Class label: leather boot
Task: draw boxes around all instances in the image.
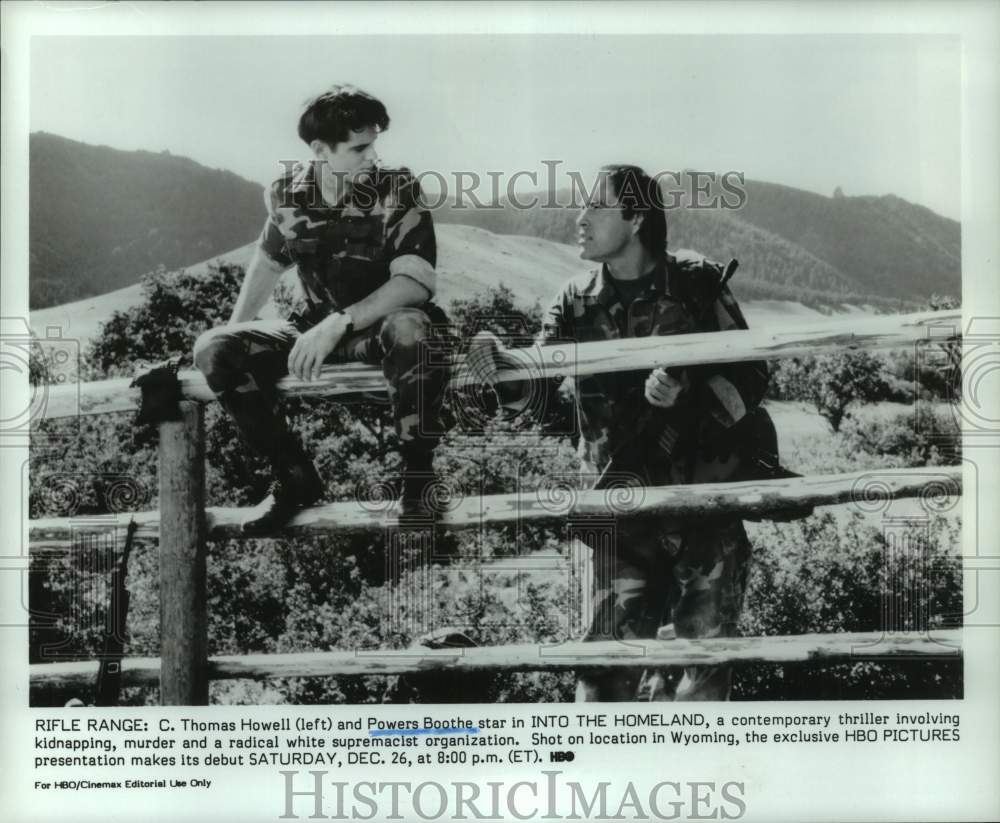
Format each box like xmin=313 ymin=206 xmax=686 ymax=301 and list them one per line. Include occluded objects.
xmin=241 ymin=447 xmax=323 ymax=536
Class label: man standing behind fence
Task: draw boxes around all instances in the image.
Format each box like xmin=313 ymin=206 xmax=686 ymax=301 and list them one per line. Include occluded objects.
xmin=476 ymin=165 xmax=769 ymax=700
xmin=567 ymin=165 xmax=769 ymax=700
xmin=194 ymin=85 xmax=450 ymax=534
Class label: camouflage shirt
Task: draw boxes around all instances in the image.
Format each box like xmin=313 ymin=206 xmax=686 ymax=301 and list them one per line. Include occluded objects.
xmin=539 ymin=250 xmax=770 ymax=486
xmin=258 ymin=162 xmax=437 ymax=317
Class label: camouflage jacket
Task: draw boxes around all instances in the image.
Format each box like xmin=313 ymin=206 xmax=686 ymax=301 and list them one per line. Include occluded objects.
xmin=258 ymin=162 xmax=437 ymax=318
xmin=539 ymin=250 xmax=770 ymax=487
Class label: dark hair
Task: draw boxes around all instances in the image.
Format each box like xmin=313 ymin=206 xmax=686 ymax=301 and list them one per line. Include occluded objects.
xmin=601 ymin=164 xmax=668 ymax=255
xmin=298 ymin=85 xmax=390 ymax=147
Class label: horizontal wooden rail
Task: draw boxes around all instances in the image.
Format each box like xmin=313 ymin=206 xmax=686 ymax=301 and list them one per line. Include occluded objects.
xmin=29 ymin=629 xmax=962 ymax=689
xmin=28 ymin=466 xmax=961 ymax=542
xmin=37 ymin=310 xmax=960 ymax=420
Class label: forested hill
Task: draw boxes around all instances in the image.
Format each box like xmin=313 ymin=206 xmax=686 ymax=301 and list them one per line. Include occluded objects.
xmin=29 ymin=132 xmax=960 ymax=312
xmin=436 ymin=179 xmax=961 ymax=311
xmin=735 ymin=181 xmax=960 ymax=303
xmin=29 ymin=132 xmax=265 ymax=309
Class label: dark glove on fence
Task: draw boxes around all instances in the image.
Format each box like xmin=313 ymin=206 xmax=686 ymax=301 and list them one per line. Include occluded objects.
xmin=131 ymin=356 xmax=184 ymax=425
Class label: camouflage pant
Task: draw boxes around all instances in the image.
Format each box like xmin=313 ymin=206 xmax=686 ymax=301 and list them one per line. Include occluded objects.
xmin=192 ymin=304 xmax=452 ymax=474
xmin=575 ymin=515 xmax=751 ymax=702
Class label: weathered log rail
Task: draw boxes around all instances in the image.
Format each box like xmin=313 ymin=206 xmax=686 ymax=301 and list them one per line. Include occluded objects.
xmin=35 ymin=309 xmax=960 ymax=420
xmin=29 ymin=630 xmax=961 ymax=690
xmin=28 ymin=466 xmax=961 ymax=543
xmin=27 ymin=309 xmax=965 ymax=703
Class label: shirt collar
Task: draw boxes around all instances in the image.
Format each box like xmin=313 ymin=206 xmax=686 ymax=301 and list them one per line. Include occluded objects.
xmin=591 ymin=257 xmax=669 ymax=305
xmin=291 ymin=161 xmax=354 ymax=209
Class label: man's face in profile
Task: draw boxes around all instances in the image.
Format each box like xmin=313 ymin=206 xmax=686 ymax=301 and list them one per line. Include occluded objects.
xmin=312 ymin=126 xmax=380 ymax=190
xmin=575 ymin=173 xmax=636 ymax=262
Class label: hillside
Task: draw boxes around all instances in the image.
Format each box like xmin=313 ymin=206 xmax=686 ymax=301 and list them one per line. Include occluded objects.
xmin=28 ymin=133 xmax=959 ymax=315
xmin=736 ymin=180 xmax=961 ymax=302
xmin=30 ymin=226 xmax=587 ymax=347
xmin=31 ymin=224 xmax=843 ymax=359
xmin=29 ymin=133 xmax=265 ymax=309
xmin=436 ymin=179 xmax=961 ymax=310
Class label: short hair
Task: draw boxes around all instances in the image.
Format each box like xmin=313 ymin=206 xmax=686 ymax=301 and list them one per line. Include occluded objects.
xmin=298 ymin=85 xmax=390 ymax=147
xmin=601 ymin=164 xmax=668 ymax=255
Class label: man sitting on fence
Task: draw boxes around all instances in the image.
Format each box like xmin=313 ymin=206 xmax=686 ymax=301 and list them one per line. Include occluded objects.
xmin=193 ymin=85 xmax=451 ymax=534
xmin=473 ymin=165 xmax=770 ymax=701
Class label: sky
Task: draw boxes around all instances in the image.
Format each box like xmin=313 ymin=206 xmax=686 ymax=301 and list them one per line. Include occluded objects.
xmin=29 ymin=34 xmax=961 ymax=219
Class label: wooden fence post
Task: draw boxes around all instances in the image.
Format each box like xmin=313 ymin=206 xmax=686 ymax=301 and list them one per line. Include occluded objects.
xmin=158 ymin=400 xmax=208 ymax=705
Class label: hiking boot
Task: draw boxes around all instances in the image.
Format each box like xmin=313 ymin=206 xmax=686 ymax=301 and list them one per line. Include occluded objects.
xmin=241 ymin=463 xmax=323 ymax=536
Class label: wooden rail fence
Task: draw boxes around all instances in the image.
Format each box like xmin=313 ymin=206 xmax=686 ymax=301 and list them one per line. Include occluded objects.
xmin=28 ymin=310 xmax=964 ymax=704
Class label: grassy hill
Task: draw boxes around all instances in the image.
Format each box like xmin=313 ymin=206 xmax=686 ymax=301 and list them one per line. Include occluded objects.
xmin=30 ymin=226 xmax=589 ymax=347
xmin=31 ymin=223 xmax=845 ymax=367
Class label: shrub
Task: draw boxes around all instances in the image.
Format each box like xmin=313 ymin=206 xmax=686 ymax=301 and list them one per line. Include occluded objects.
xmin=839 ymin=406 xmax=961 ymax=467
xmin=448 ymin=283 xmax=543 ymax=345
xmin=85 ymin=262 xmax=243 ymax=377
xmin=769 ymin=352 xmax=893 ymax=432
xmin=28 ymin=265 xmax=963 ymax=705
xmin=738 ymin=511 xmax=962 ymax=699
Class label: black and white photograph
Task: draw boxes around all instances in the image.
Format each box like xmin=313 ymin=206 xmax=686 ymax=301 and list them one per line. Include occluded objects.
xmin=3 ymin=2 xmax=998 ymax=822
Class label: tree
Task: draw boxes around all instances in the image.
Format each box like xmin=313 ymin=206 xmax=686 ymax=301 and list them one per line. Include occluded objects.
xmin=86 ymin=262 xmax=244 ymax=377
xmin=770 ymin=351 xmax=892 ymax=432
xmin=448 ymin=283 xmax=543 ymax=345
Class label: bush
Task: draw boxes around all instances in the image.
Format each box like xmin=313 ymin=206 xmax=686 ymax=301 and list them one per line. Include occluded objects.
xmin=883 ymin=348 xmax=957 ymax=403
xmin=86 ymin=262 xmax=244 ymax=377
xmin=839 ymin=406 xmax=961 ymax=467
xmin=28 ymin=264 xmax=963 ymax=705
xmin=769 ymin=352 xmax=893 ymax=432
xmin=738 ymin=511 xmax=962 ymax=699
xmin=31 ymin=376 xmax=583 ymax=704
xmin=448 ymin=283 xmax=543 ymax=345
